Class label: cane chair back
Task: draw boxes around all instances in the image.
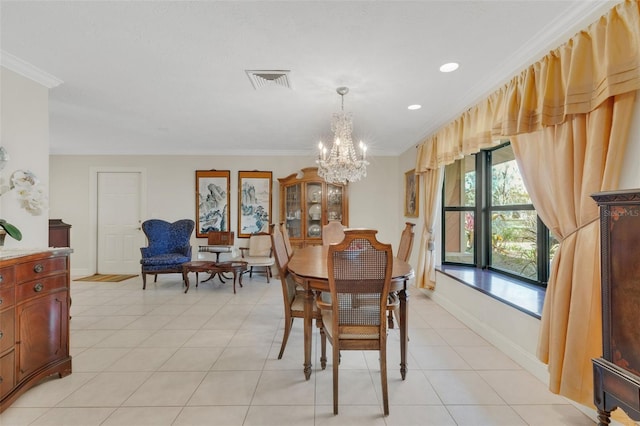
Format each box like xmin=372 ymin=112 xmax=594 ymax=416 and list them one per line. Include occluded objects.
xmin=397 ymin=222 xmax=416 ymax=262
xmin=320 ymin=229 xmax=393 ymax=415
xmin=322 ymin=221 xmax=345 ymax=246
xmin=388 ymin=222 xmax=415 ymax=328
xmin=280 ymin=222 xmax=294 ymax=259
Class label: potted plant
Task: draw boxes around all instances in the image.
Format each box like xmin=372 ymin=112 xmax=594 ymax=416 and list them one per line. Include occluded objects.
xmin=0 ymin=147 xmax=47 ymax=246
xmin=0 ymin=219 xmax=22 ymax=245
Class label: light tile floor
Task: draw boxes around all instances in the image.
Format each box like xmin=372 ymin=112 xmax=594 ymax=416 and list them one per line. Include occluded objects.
xmin=0 ymin=274 xmax=595 ymax=425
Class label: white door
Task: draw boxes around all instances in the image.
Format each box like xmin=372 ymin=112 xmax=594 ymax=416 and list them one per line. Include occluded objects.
xmin=97 ymin=172 xmax=143 ymax=274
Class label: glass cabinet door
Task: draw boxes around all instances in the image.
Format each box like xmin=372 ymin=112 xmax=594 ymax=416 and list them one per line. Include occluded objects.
xmin=327 ymin=184 xmax=343 ymax=223
xmin=279 ymin=168 xmax=348 ymax=247
xmin=284 ymin=183 xmax=302 ymax=238
xmin=306 ymin=182 xmax=322 ymax=238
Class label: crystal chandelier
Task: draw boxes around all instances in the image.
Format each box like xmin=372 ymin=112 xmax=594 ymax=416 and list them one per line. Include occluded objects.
xmin=316 ymin=87 xmax=368 ymax=184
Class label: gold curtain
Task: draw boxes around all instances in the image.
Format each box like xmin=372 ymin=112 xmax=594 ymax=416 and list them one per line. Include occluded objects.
xmin=512 ymin=92 xmax=636 ymax=408
xmin=413 ymin=166 xmax=443 ymax=290
xmin=414 ymin=0 xmax=640 ymax=410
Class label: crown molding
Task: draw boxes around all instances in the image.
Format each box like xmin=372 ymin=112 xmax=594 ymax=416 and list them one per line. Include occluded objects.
xmin=414 ymin=0 xmax=620 ymax=145
xmin=0 ymin=50 xmax=63 ymax=89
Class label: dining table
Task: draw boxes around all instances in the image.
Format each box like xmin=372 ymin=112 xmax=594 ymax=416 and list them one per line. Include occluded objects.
xmin=287 ymin=244 xmax=414 ymax=380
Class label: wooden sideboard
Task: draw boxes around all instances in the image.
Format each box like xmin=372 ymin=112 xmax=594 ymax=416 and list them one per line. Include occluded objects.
xmin=0 ymin=249 xmax=72 ymax=413
xmin=591 ymin=189 xmax=640 ymax=425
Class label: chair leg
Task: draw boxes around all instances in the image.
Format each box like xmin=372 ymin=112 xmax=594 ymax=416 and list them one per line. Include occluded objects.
xmin=388 ymin=292 xmax=398 ymax=328
xmin=333 ymin=344 xmax=340 ymax=415
xmin=142 ymin=271 xmax=147 ymax=289
xmin=154 ymin=274 xmax=158 ymax=283
xmin=380 ymin=344 xmax=389 ymax=416
xmin=319 ymin=324 xmax=327 ymax=370
xmin=266 ymin=266 xmax=271 ymax=283
xmin=278 ymin=318 xmax=294 ymax=359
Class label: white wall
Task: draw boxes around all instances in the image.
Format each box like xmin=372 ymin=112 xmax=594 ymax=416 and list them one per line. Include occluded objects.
xmin=0 ymin=67 xmax=50 ymax=249
xmin=49 ymin=155 xmax=400 ymax=276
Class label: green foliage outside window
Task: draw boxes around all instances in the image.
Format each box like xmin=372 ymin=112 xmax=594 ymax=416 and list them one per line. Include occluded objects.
xmin=443 ymin=142 xmax=556 ymax=286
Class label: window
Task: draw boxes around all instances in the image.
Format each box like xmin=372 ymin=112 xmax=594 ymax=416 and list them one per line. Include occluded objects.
xmin=442 ymin=142 xmax=557 ymax=286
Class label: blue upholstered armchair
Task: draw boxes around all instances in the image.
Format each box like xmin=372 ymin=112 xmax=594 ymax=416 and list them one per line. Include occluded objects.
xmin=140 ymin=219 xmax=195 ymax=289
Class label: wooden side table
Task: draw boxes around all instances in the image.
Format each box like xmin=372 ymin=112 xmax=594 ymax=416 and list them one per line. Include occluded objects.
xmin=181 ymin=261 xmax=217 ymax=294
xmin=213 ymin=261 xmax=248 ymax=294
xmin=182 ymin=260 xmax=248 ymax=294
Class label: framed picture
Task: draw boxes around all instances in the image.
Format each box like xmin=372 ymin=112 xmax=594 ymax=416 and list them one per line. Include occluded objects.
xmin=238 ymin=170 xmax=272 ymax=238
xmin=195 ymin=170 xmax=230 ymax=237
xmin=404 ymin=169 xmax=419 ymax=218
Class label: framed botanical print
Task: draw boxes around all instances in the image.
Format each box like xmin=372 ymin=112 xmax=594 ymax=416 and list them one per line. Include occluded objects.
xmin=404 ymin=169 xmax=419 ymax=218
xmin=238 ymin=170 xmax=272 ymax=238
xmin=195 ymin=170 xmax=230 ymax=237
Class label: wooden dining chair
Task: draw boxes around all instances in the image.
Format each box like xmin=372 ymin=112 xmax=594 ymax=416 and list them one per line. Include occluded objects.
xmin=322 ymin=220 xmax=345 ymax=246
xmin=389 ymin=222 xmax=415 ymax=328
xmin=397 ymin=222 xmax=416 ymax=263
xmin=280 ymin=222 xmax=294 ymax=259
xmin=270 ymin=224 xmax=326 ymax=363
xmin=316 ymin=229 xmax=393 ymax=415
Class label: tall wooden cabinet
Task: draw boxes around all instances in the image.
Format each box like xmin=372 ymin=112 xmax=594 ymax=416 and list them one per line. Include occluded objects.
xmin=48 ymin=219 xmax=71 ymax=248
xmin=279 ymin=167 xmax=348 ymax=249
xmin=591 ymin=189 xmax=640 ymax=425
xmin=0 ymin=249 xmax=72 ymax=413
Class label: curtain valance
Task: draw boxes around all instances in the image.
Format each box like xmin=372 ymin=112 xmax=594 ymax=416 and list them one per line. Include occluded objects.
xmin=416 ymin=0 xmax=640 ymax=172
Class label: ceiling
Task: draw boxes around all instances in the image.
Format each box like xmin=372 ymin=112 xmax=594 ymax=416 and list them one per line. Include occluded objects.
xmin=1 ymin=1 xmax=620 ymax=157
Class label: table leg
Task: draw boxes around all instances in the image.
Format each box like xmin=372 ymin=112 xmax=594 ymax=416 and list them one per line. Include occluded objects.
xmin=303 ymin=284 xmax=313 ymax=380
xmin=399 ymin=283 xmax=409 ymax=380
xmin=182 ymin=268 xmax=190 ymax=294
xmin=317 ymin=290 xmax=327 ymax=370
xmin=201 ymin=253 xmax=227 ymax=283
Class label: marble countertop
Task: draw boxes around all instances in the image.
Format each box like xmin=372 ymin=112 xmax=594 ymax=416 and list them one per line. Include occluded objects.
xmin=0 ymin=247 xmax=71 ymax=260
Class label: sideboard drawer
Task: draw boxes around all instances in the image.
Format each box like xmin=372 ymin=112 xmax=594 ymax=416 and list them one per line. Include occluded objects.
xmin=0 ymin=287 xmax=14 ymax=311
xmin=16 ymin=275 xmax=67 ymax=304
xmin=16 ymin=257 xmax=67 ymax=284
xmin=0 ymin=268 xmax=15 ymax=288
xmin=0 ymin=350 xmax=15 ymax=400
xmin=0 ymin=309 xmax=14 ymax=353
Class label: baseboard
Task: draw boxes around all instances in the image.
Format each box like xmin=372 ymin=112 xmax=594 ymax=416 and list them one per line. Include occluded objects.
xmin=427 ymin=287 xmax=549 ymax=383
xmin=71 ymin=268 xmax=91 ymax=278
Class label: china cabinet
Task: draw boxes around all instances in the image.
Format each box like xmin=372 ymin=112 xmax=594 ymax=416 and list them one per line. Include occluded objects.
xmin=278 ymin=167 xmax=348 ymax=248
xmin=0 ymin=249 xmax=72 ymax=413
xmin=591 ymin=189 xmax=640 ymax=425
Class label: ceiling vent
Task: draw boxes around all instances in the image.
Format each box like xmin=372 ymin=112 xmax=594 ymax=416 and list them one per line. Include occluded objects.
xmin=246 ymin=70 xmax=292 ymax=90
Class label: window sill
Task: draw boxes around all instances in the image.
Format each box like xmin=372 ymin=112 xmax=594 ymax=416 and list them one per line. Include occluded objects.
xmin=436 ymin=265 xmax=545 ymax=319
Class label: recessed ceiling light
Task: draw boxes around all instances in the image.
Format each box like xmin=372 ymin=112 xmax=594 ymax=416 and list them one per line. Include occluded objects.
xmin=407 ymin=104 xmax=422 ymax=110
xmin=439 ymin=62 xmax=459 ymax=73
